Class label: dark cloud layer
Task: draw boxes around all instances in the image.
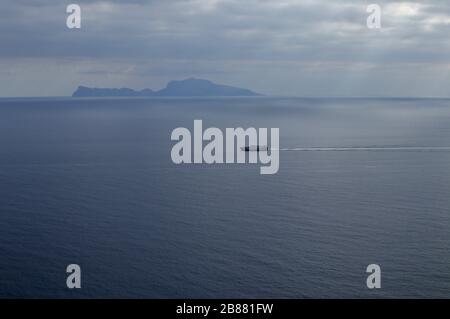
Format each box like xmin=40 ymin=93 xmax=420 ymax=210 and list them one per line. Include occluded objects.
xmin=0 ymin=0 xmax=449 ymax=96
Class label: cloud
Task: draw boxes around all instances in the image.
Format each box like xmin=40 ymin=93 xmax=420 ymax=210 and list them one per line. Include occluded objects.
xmin=0 ymin=0 xmax=449 ymax=96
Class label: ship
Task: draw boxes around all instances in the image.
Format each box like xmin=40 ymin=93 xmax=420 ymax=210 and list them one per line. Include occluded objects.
xmin=241 ymin=145 xmax=269 ymax=152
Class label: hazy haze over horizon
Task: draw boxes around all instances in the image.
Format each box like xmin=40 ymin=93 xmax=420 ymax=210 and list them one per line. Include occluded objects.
xmin=0 ymin=0 xmax=449 ymax=97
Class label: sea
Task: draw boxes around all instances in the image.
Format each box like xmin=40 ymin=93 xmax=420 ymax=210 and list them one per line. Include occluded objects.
xmin=0 ymin=97 xmax=450 ymax=298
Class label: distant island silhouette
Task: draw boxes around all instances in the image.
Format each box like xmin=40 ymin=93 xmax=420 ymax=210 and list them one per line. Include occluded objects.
xmin=72 ymin=78 xmax=262 ymax=97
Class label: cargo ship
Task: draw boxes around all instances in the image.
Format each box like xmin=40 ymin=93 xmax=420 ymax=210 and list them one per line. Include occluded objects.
xmin=241 ymin=145 xmax=269 ymax=152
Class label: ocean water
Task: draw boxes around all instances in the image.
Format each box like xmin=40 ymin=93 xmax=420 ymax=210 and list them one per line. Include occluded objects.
xmin=1 ymin=97 xmax=450 ymax=298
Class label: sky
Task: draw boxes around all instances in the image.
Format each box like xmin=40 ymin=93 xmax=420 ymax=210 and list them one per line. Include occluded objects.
xmin=0 ymin=0 xmax=449 ymax=97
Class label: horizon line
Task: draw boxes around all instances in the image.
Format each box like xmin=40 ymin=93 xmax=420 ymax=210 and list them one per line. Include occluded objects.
xmin=1 ymin=95 xmax=450 ymax=100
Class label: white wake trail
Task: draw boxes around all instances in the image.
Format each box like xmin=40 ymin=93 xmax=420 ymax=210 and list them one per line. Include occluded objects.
xmin=279 ymin=146 xmax=450 ymax=152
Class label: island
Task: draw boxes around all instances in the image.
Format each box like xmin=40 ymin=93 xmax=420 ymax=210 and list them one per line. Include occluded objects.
xmin=72 ymin=78 xmax=262 ymax=97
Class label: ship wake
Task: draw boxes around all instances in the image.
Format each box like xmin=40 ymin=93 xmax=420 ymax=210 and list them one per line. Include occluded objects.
xmin=279 ymin=146 xmax=450 ymax=152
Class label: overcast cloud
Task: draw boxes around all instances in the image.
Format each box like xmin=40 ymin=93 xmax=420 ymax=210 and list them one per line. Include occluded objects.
xmin=0 ymin=0 xmax=449 ymax=97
